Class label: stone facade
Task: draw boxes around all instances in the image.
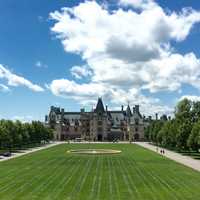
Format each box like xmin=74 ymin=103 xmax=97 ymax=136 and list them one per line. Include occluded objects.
xmin=46 ymin=98 xmax=147 ymax=141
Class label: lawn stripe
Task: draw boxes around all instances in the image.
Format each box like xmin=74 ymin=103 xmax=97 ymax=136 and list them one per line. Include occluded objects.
xmin=148 ymin=161 xmax=198 ymax=197
xmin=19 ymin=157 xmax=74 ymax=199
xmin=124 ymin=156 xmax=158 ymax=200
xmin=65 ymin=157 xmax=91 ymax=199
xmin=116 ymin=157 xmax=138 ymax=198
xmin=73 ymin=156 xmax=95 ymax=200
xmin=129 ymin=154 xmax=164 ymax=200
xmin=46 ymin=157 xmax=82 ymax=200
xmin=8 ymin=156 xmax=71 ymax=200
xmin=0 ymin=156 xmax=61 ymax=196
xmin=146 ymin=161 xmax=195 ymax=200
xmin=96 ymin=156 xmax=104 ymax=200
xmin=88 ymin=156 xmax=101 ymax=200
xmin=110 ymin=156 xmax=121 ymax=200
xmin=0 ymin=146 xmax=63 ymax=188
xmin=1 ymin=144 xmax=200 ymax=200
xmin=107 ymin=156 xmax=113 ymax=199
xmin=132 ymin=149 xmax=181 ymax=200
xmin=0 ymin=145 xmax=63 ymax=180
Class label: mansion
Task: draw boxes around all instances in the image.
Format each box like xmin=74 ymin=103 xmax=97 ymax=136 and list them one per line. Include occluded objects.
xmin=45 ymin=98 xmax=148 ymax=141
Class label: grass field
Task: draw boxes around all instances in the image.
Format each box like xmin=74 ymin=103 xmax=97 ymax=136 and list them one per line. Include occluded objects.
xmin=0 ymin=143 xmax=200 ymax=200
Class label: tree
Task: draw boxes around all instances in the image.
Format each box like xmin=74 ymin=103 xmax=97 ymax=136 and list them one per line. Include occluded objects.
xmin=187 ymin=121 xmax=200 ymax=151
xmin=176 ymin=122 xmax=192 ymax=150
xmin=191 ymin=101 xmax=200 ymax=123
xmin=175 ymin=98 xmax=192 ymax=123
xmin=0 ymin=119 xmax=53 ymax=150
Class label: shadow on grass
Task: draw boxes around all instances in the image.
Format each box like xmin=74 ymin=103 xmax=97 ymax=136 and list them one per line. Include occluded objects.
xmin=179 ymin=151 xmax=200 ymax=160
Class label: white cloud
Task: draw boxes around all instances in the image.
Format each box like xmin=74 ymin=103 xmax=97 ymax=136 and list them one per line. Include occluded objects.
xmin=35 ymin=61 xmax=48 ymax=68
xmin=179 ymin=95 xmax=200 ymax=102
xmin=0 ymin=64 xmax=44 ymax=92
xmin=12 ymin=115 xmax=33 ymax=123
xmin=119 ymin=0 xmax=156 ymax=10
xmin=48 ymin=0 xmax=200 ymax=115
xmin=0 ymin=84 xmax=10 ymax=93
xmin=70 ymin=65 xmax=92 ymax=79
xmin=49 ymin=78 xmax=172 ymax=115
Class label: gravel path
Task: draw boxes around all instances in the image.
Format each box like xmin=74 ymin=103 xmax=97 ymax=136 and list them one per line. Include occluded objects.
xmin=136 ymin=142 xmax=200 ymax=172
xmin=0 ymin=142 xmax=65 ymax=162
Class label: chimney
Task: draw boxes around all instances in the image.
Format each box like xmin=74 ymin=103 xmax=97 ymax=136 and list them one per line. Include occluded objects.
xmin=148 ymin=116 xmax=152 ymax=121
xmin=133 ymin=107 xmax=135 ymax=113
xmin=45 ymin=115 xmax=48 ymax=122
xmin=121 ymin=105 xmax=124 ymax=111
xmin=61 ymin=108 xmax=64 ymax=113
xmin=106 ymin=105 xmax=108 ymax=111
xmin=135 ymin=105 xmax=139 ymax=113
xmin=155 ymin=113 xmax=158 ymax=120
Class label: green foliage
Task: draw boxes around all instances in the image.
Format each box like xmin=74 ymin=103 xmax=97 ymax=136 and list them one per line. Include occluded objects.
xmin=0 ymin=120 xmax=54 ymax=151
xmin=187 ymin=120 xmax=200 ymax=151
xmin=146 ymin=98 xmax=200 ymax=151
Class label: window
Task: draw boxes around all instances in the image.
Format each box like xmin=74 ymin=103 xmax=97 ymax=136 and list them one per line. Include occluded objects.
xmin=98 ymin=121 xmax=102 ymax=126
xmin=75 ymin=119 xmax=79 ymax=126
xmin=135 ymin=127 xmax=138 ymax=132
xmin=135 ymin=119 xmax=139 ymax=125
xmin=98 ymin=127 xmax=102 ymax=132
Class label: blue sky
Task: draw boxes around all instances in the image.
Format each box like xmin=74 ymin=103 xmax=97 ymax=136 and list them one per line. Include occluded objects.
xmin=1 ymin=0 xmax=200 ymax=121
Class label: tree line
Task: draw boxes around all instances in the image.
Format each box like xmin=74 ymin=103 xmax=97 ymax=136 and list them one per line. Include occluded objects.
xmin=0 ymin=120 xmax=54 ymax=151
xmin=145 ymin=98 xmax=200 ymax=152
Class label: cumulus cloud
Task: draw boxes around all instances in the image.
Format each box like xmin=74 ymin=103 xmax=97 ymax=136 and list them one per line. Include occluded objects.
xmin=70 ymin=65 xmax=92 ymax=79
xmin=49 ymin=78 xmax=172 ymax=115
xmin=0 ymin=84 xmax=10 ymax=92
xmin=0 ymin=64 xmax=44 ymax=92
xmin=119 ymin=0 xmax=156 ymax=10
xmin=48 ymin=0 xmax=200 ymax=115
xmin=179 ymin=95 xmax=200 ymax=102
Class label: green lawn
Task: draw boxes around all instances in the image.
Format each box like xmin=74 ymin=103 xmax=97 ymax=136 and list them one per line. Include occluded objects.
xmin=0 ymin=144 xmax=200 ymax=200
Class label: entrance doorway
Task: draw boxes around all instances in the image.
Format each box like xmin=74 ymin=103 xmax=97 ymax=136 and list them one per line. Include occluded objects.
xmin=98 ymin=134 xmax=103 ymax=141
xmin=134 ymin=133 xmax=139 ymax=141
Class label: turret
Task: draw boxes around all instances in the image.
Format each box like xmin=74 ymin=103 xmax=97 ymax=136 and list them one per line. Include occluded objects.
xmin=126 ymin=104 xmax=132 ymax=117
xmin=95 ymin=97 xmax=105 ymax=113
xmin=135 ymin=105 xmax=139 ymax=113
xmin=155 ymin=113 xmax=158 ymax=120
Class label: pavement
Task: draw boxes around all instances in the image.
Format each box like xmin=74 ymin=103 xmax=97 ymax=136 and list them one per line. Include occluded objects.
xmin=0 ymin=142 xmax=65 ymax=162
xmin=136 ymin=142 xmax=200 ymax=172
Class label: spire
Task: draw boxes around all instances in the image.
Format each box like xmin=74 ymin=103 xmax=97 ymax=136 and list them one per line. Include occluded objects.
xmin=95 ymin=97 xmax=105 ymax=113
xmin=126 ymin=104 xmax=132 ymax=117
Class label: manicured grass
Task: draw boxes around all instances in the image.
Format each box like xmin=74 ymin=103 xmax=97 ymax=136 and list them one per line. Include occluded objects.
xmin=0 ymin=143 xmax=200 ymax=200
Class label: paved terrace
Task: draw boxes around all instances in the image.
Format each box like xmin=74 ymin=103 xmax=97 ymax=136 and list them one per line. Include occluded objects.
xmin=0 ymin=142 xmax=65 ymax=162
xmin=136 ymin=142 xmax=200 ymax=172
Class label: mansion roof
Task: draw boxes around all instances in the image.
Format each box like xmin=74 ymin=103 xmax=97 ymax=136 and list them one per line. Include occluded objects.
xmin=49 ymin=98 xmax=144 ymax=124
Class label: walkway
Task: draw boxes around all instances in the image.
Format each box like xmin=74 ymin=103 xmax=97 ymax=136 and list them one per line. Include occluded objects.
xmin=0 ymin=142 xmax=65 ymax=162
xmin=136 ymin=142 xmax=200 ymax=172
